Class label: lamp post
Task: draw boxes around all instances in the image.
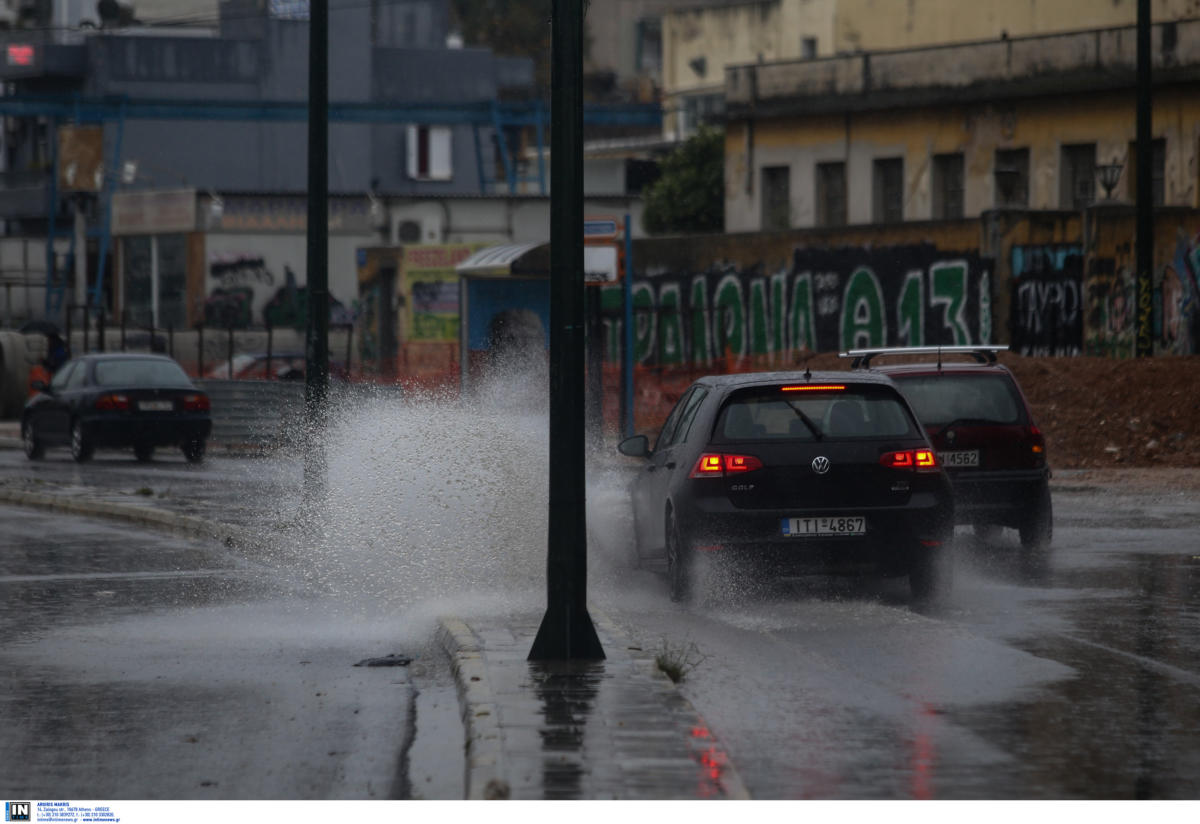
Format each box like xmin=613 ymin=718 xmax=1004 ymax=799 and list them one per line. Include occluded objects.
xmin=1096 ymin=158 xmax=1124 ymax=201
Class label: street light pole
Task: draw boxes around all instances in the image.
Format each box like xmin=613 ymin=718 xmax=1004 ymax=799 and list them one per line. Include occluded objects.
xmin=305 ymin=0 xmax=330 ymax=497
xmin=529 ymin=0 xmax=604 ymax=662
xmin=1134 ymin=0 xmax=1153 ymax=358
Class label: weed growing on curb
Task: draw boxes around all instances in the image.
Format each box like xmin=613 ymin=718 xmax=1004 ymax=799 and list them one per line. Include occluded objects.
xmin=655 ymin=639 xmax=708 ymax=684
xmin=136 ymin=487 xmax=153 ymax=496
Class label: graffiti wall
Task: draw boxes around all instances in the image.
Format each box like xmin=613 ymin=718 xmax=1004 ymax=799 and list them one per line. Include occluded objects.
xmin=599 ymin=243 xmax=991 ymax=366
xmin=1163 ymin=229 xmax=1200 ymax=355
xmin=1009 ymin=244 xmax=1083 ymax=356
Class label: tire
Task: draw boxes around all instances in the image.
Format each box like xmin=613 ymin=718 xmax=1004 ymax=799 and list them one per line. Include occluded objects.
xmin=910 ymin=544 xmax=953 ymax=601
xmin=134 ymin=443 xmax=154 ymax=462
xmin=21 ymin=419 xmax=44 ymax=460
xmin=666 ymin=512 xmax=692 ymax=603
xmin=70 ymin=419 xmax=94 ymax=463
xmin=1019 ymin=482 xmax=1053 ymax=550
xmin=182 ymin=438 xmax=206 ymax=464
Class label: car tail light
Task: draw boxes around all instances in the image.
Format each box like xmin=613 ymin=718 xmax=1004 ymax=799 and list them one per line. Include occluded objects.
xmin=1027 ymin=424 xmax=1046 ymax=463
xmin=183 ymin=393 xmax=210 ymax=412
xmin=95 ymin=393 xmax=130 ymax=411
xmin=690 ymin=453 xmax=764 ymax=478
xmin=880 ymin=449 xmax=940 ymax=472
xmin=781 ymin=384 xmax=845 ymax=392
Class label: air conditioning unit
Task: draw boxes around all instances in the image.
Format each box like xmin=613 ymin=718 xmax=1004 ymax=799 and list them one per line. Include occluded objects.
xmin=390 ymin=211 xmax=444 ymax=245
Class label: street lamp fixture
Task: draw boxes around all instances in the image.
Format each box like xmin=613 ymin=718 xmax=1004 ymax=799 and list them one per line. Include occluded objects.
xmin=1096 ymin=158 xmax=1124 ymax=201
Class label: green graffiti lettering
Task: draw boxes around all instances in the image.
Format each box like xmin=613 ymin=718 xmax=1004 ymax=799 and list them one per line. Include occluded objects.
xmin=658 ymin=283 xmax=684 ymax=365
xmin=979 ymin=270 xmax=992 ymax=344
xmin=690 ymin=276 xmax=710 ymax=364
xmin=770 ymin=271 xmax=788 ymax=353
xmin=897 ymin=269 xmax=924 ymax=346
xmin=632 ymin=281 xmax=656 ymax=363
xmin=600 ymin=284 xmax=622 ymax=361
xmin=930 ymin=260 xmax=970 ymax=345
xmin=790 ymin=272 xmax=816 ymax=352
xmin=749 ymin=278 xmax=769 ymax=355
xmin=840 ymin=267 xmax=886 ymax=349
xmin=713 ymin=275 xmax=746 ymax=356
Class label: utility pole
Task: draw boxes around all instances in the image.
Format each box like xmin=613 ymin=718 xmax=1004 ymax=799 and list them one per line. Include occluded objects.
xmin=529 ymin=0 xmax=605 ymax=661
xmin=1135 ymin=0 xmax=1154 ymax=358
xmin=305 ymin=0 xmax=330 ymax=496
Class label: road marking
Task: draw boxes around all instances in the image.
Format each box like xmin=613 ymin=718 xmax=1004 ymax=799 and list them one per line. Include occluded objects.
xmin=0 ymin=569 xmax=242 ymax=584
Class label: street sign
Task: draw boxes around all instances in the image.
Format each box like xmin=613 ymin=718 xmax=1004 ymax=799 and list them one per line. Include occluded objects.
xmin=583 ymin=216 xmax=619 ymax=239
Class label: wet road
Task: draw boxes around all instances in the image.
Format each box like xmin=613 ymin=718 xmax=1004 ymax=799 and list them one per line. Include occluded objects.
xmin=591 ymin=475 xmax=1200 ymax=799
xmin=0 ymin=504 xmax=425 ymax=799
xmin=2 ymin=432 xmax=1199 ymax=799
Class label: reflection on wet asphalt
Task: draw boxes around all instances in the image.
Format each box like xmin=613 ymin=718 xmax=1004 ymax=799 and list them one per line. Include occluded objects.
xmin=598 ymin=484 xmax=1200 ymax=799
xmin=0 ymin=504 xmax=416 ymax=798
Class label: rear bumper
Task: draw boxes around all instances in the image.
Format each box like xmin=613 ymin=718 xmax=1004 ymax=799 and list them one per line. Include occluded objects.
xmin=947 ymin=468 xmax=1049 ymax=524
xmin=676 ymin=490 xmax=954 ymax=577
xmin=84 ymin=415 xmax=212 ymax=448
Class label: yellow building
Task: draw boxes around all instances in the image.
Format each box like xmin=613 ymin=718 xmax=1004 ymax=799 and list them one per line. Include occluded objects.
xmin=723 ymin=19 xmax=1200 ymax=231
xmin=661 ymin=0 xmax=1199 ymax=139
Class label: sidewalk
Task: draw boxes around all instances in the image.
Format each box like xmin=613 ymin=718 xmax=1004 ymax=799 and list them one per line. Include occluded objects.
xmin=0 ymin=433 xmax=750 ymax=800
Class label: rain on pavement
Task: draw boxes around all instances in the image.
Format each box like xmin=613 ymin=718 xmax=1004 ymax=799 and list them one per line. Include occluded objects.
xmin=1 ymin=407 xmax=1199 ymax=798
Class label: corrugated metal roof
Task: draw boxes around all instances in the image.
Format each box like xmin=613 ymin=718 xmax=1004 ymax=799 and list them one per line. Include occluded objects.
xmin=456 ymin=241 xmax=547 ymax=276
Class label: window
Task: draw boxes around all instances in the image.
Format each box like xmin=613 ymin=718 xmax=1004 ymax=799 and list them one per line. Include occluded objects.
xmin=680 ymin=93 xmax=724 ymax=138
xmin=1125 ymin=138 xmax=1166 ymax=205
xmin=406 ymin=125 xmax=453 ymax=181
xmin=636 ymin=18 xmax=662 ymax=74
xmin=801 ymin=37 xmax=818 ymax=59
xmin=1060 ymin=143 xmax=1096 ymax=209
xmin=994 ymin=148 xmax=1030 ymax=207
xmin=815 ymin=161 xmax=846 ymax=227
xmin=932 ymin=153 xmax=964 ymax=219
xmin=873 ymin=157 xmax=903 ymax=223
xmin=761 ymin=166 xmax=791 ymax=231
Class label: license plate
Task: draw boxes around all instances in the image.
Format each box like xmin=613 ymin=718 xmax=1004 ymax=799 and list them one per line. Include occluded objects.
xmin=137 ymin=400 xmax=173 ymax=411
xmin=781 ymin=516 xmax=866 ymax=537
xmin=941 ymin=449 xmax=980 ymax=467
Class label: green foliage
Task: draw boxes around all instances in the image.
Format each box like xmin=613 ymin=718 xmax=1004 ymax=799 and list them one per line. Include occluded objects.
xmin=654 ymin=639 xmax=708 ymax=684
xmin=451 ymin=1 xmax=592 ymax=89
xmin=642 ymin=127 xmax=725 ymax=235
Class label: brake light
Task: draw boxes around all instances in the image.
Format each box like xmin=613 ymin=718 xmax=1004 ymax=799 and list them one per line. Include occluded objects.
xmin=781 ymin=385 xmax=845 ymax=392
xmin=95 ymin=393 xmax=130 ymax=411
xmin=690 ymin=453 xmax=764 ymax=478
xmin=880 ymin=449 xmax=939 ymax=472
xmin=183 ymin=394 xmax=210 ymax=412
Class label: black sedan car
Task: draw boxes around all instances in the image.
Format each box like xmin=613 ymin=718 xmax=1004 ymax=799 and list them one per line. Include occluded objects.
xmin=619 ymin=370 xmax=954 ymax=601
xmin=22 ymin=353 xmax=212 ymax=463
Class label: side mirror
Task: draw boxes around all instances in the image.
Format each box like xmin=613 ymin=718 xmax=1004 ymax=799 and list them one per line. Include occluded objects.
xmin=618 ymin=434 xmax=650 ymax=458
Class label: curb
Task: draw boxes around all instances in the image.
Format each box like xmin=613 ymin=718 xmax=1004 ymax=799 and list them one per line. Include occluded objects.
xmin=435 ymin=610 xmax=751 ymax=801
xmin=0 ymin=487 xmax=250 ymax=547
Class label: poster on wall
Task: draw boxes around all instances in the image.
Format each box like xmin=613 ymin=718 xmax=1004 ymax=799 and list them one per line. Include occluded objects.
xmin=403 ymin=244 xmax=486 ymax=342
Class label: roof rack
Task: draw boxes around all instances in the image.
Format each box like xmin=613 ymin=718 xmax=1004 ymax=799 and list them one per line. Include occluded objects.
xmin=838 ymin=345 xmax=1008 ymax=370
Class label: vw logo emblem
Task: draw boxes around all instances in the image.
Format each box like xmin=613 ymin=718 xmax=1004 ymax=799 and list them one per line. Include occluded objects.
xmin=812 ymin=456 xmax=831 ymax=474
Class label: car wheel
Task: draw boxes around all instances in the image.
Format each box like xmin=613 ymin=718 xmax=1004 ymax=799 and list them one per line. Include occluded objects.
xmin=1019 ymin=482 xmax=1053 ymax=550
xmin=666 ymin=512 xmax=692 ymax=604
xmin=134 ymin=443 xmax=154 ymax=462
xmin=21 ymin=419 xmax=44 ymax=460
xmin=182 ymin=438 xmax=206 ymax=464
xmin=70 ymin=419 xmax=94 ymax=463
xmin=909 ymin=544 xmax=952 ymax=601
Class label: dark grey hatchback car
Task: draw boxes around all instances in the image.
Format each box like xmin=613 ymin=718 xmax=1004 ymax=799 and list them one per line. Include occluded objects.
xmin=619 ymin=370 xmax=954 ymax=602
xmin=22 ymin=353 xmax=212 ymax=463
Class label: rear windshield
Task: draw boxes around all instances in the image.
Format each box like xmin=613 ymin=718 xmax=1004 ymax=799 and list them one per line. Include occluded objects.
xmin=93 ymin=359 xmax=193 ymax=388
xmin=715 ymin=385 xmax=918 ymax=442
xmin=892 ymin=373 xmax=1024 ymax=426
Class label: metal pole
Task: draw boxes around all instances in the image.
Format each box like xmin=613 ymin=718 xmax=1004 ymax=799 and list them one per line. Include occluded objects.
xmin=1135 ymin=0 xmax=1154 ymax=358
xmin=304 ymin=0 xmax=331 ymax=497
xmin=529 ymin=0 xmax=604 ymax=661
xmin=622 ymin=214 xmax=634 ymax=438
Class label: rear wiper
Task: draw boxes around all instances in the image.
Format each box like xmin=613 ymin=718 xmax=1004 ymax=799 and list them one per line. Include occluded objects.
xmin=785 ymin=402 xmax=824 ymax=441
xmin=938 ymin=417 xmax=1005 ymax=433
